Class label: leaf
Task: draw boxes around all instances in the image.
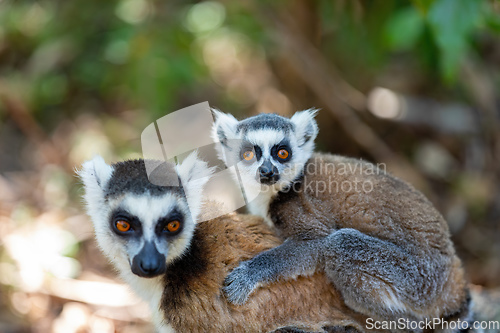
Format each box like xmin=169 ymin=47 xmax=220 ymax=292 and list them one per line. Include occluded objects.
xmin=384 ymin=7 xmax=425 ymax=51
xmin=427 ymin=0 xmax=484 ymax=82
xmin=411 ymin=0 xmax=435 ymax=15
xmin=485 ymin=7 xmax=500 ymax=33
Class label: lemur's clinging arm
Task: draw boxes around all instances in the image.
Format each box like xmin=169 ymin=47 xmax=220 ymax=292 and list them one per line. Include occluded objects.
xmin=79 ymin=153 xmax=369 ymax=333
xmin=212 ymin=110 xmax=471 ymax=330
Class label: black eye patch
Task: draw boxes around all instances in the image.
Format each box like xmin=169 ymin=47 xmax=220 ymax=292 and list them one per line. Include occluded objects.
xmin=110 ymin=209 xmax=142 ymax=237
xmin=254 ymin=146 xmax=262 ymax=161
xmin=155 ymin=207 xmax=185 ymax=236
xmin=239 ymin=143 xmax=262 ymax=162
xmin=271 ymin=140 xmax=292 ymax=163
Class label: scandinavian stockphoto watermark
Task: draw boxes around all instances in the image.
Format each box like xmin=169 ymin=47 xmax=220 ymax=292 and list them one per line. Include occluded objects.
xmin=366 ymin=317 xmax=500 ymax=331
xmin=264 ymin=161 xmax=386 ymax=197
xmin=140 ymin=102 xmax=384 ymax=221
xmin=302 ymin=160 xmax=386 ymax=195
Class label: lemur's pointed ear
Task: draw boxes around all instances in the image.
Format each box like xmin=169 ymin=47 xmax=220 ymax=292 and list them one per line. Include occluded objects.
xmin=79 ymin=155 xmax=114 ymax=192
xmin=176 ymin=151 xmax=215 ymax=221
xmin=79 ymin=156 xmax=114 ymax=219
xmin=211 ymin=109 xmax=238 ymax=146
xmin=290 ymin=108 xmax=319 ymax=146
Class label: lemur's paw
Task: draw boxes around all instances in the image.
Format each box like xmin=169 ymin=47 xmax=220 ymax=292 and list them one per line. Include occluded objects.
xmin=223 ymin=262 xmax=258 ymax=305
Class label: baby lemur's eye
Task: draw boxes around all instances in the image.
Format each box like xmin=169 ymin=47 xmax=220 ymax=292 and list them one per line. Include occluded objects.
xmin=277 ymin=149 xmax=289 ymax=160
xmin=115 ymin=220 xmax=131 ymax=232
xmin=242 ymin=150 xmax=254 ymax=161
xmin=164 ymin=220 xmax=181 ymax=233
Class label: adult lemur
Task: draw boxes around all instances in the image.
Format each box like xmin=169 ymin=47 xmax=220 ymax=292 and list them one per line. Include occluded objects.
xmin=79 ymin=153 xmax=368 ymax=333
xmin=212 ymin=110 xmax=471 ymax=329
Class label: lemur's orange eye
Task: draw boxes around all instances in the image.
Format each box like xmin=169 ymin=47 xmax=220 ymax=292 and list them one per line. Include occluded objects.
xmin=277 ymin=149 xmax=289 ymax=159
xmin=243 ymin=150 xmax=254 ymax=161
xmin=115 ymin=220 xmax=131 ymax=232
xmin=165 ymin=220 xmax=181 ymax=233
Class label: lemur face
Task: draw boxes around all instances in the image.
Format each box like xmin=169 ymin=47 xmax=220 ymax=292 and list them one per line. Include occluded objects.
xmin=80 ymin=153 xmax=213 ymax=278
xmin=212 ymin=110 xmax=318 ymax=192
xmin=104 ymin=191 xmax=190 ymax=278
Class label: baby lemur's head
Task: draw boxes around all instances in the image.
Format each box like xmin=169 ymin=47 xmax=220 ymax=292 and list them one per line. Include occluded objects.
xmin=79 ymin=153 xmax=213 ymax=278
xmin=212 ymin=109 xmax=318 ymax=192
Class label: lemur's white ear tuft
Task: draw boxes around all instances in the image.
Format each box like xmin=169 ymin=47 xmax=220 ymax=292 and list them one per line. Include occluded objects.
xmin=78 ymin=155 xmax=114 ymax=220
xmin=176 ymin=151 xmax=215 ymax=221
xmin=290 ymin=108 xmax=319 ymax=146
xmin=211 ymin=108 xmax=238 ymax=146
xmin=79 ymin=155 xmax=114 ymax=192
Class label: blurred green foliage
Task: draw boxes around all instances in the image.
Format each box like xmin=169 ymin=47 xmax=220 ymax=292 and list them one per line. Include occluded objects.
xmin=0 ymin=0 xmax=497 ymax=126
xmin=319 ymin=0 xmax=495 ymax=86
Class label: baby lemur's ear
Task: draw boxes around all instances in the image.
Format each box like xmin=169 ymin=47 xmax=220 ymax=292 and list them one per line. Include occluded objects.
xmin=290 ymin=108 xmax=319 ymax=146
xmin=176 ymin=151 xmax=216 ymax=221
xmin=211 ymin=109 xmax=238 ymax=147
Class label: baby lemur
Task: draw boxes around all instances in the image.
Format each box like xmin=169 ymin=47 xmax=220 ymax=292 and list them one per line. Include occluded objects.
xmin=212 ymin=110 xmax=471 ymax=328
xmin=79 ymin=153 xmax=369 ymax=333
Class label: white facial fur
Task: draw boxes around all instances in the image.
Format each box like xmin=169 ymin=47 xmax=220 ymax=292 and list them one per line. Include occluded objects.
xmin=212 ymin=109 xmax=319 ymax=202
xmin=79 ymin=152 xmax=212 ymax=267
xmin=79 ymin=152 xmax=213 ymax=332
xmin=211 ymin=109 xmax=239 ymax=164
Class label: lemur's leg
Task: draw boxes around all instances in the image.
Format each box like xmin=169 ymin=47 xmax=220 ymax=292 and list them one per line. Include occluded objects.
xmin=272 ymin=326 xmax=361 ymax=333
xmin=323 ymin=326 xmax=362 ymax=333
xmin=323 ymin=228 xmax=439 ymax=322
xmin=223 ymin=238 xmax=324 ymax=304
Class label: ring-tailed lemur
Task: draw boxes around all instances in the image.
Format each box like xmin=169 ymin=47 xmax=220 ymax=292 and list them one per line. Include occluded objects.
xmin=79 ymin=153 xmax=368 ymax=333
xmin=212 ymin=110 xmax=471 ymax=330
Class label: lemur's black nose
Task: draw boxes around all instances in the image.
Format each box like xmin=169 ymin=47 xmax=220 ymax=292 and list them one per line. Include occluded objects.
xmin=139 ymin=257 xmax=161 ymax=274
xmin=258 ymin=161 xmax=279 ymax=184
xmin=259 ymin=165 xmax=275 ymax=177
xmin=132 ymin=242 xmax=166 ymax=278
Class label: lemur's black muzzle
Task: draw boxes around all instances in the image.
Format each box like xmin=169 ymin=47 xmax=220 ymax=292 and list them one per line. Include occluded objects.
xmin=258 ymin=160 xmax=279 ymax=185
xmin=131 ymin=242 xmax=166 ymax=278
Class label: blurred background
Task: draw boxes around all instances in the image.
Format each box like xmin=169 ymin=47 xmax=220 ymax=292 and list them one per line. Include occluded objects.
xmin=0 ymin=0 xmax=499 ymax=332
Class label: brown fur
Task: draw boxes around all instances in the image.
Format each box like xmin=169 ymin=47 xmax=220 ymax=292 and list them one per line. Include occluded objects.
xmin=268 ymin=153 xmax=470 ymax=325
xmin=160 ymin=211 xmax=369 ymax=332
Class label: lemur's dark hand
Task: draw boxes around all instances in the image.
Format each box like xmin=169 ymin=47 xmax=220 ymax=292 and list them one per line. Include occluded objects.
xmin=223 ymin=260 xmax=260 ymax=305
